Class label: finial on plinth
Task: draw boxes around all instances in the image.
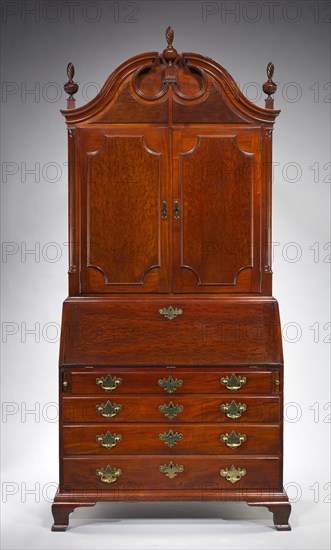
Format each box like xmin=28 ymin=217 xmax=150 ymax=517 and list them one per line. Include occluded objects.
xmin=263 ymin=62 xmax=277 ymax=109
xmin=162 ymin=26 xmax=178 ymax=64
xmin=64 ymin=62 xmax=78 ymax=109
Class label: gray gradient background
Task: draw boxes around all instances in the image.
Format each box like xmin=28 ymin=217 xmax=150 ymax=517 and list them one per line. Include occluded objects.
xmin=1 ymin=1 xmax=330 ymax=548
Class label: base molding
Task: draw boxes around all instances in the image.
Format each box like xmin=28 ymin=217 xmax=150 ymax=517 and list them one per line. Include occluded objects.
xmin=51 ymin=487 xmax=291 ymax=531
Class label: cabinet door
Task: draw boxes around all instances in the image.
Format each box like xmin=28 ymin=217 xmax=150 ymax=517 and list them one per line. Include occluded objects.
xmin=172 ymin=127 xmax=262 ymax=293
xmin=78 ymin=127 xmax=170 ymax=293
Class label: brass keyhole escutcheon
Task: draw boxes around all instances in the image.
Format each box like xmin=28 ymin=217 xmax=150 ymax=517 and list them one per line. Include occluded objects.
xmin=158 ymin=375 xmax=183 ymax=393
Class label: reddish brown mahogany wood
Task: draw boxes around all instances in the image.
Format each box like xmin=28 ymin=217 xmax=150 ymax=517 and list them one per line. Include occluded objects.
xmin=59 ymin=297 xmax=283 ymax=366
xmin=62 ymin=395 xmax=280 ymax=423
xmin=62 ymin=423 xmax=280 ymax=455
xmin=62 ymin=456 xmax=281 ymax=491
xmin=54 ymin=28 xmax=291 ymax=532
xmin=68 ymin=367 xmax=277 ymax=394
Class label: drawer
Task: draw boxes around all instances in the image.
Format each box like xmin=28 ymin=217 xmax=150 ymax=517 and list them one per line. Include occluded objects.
xmin=66 ymin=367 xmax=277 ymax=395
xmin=63 ymin=395 xmax=280 ymax=423
xmin=62 ymin=424 xmax=280 ymax=455
xmin=62 ymin=456 xmax=281 ymax=491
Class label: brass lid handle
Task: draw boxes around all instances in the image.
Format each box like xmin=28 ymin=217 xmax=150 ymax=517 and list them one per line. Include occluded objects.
xmin=220 ymin=465 xmax=246 ymax=484
xmin=220 ymin=430 xmax=247 ymax=448
xmin=96 ymin=465 xmax=122 ymax=484
xmin=220 ymin=400 xmax=247 ymax=419
xmin=96 ymin=401 xmax=122 ymax=418
xmin=96 ymin=374 xmax=122 ymax=392
xmin=220 ymin=373 xmax=247 ymax=391
xmin=96 ymin=431 xmax=122 ymax=449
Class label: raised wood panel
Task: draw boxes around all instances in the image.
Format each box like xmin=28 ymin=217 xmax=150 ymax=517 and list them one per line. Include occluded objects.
xmin=172 ymin=128 xmax=261 ymax=293
xmin=79 ymin=127 xmax=170 ymax=293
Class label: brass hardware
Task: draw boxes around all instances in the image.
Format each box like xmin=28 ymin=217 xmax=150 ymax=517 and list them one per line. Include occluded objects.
xmin=220 ymin=464 xmax=246 ymax=484
xmin=159 ymin=429 xmax=183 ymax=447
xmin=220 ymin=430 xmax=247 ymax=448
xmin=275 ymin=379 xmax=280 ymax=385
xmin=161 ymin=200 xmax=167 ymax=220
xmin=96 ymin=401 xmax=122 ymax=418
xmin=220 ymin=373 xmax=247 ymax=391
xmin=96 ymin=374 xmax=122 ymax=392
xmin=62 ymin=372 xmax=69 ymax=391
xmin=159 ymin=461 xmax=184 ymax=479
xmin=159 ymin=401 xmax=184 ymax=419
xmin=220 ymin=400 xmax=247 ymax=419
xmin=96 ymin=431 xmax=122 ymax=449
xmin=96 ymin=465 xmax=122 ymax=484
xmin=174 ymin=201 xmax=180 ymax=219
xmin=159 ymin=306 xmax=183 ymax=320
xmin=158 ymin=375 xmax=183 ymax=393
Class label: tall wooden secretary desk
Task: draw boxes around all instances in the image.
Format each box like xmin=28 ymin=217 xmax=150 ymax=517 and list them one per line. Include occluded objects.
xmin=52 ymin=27 xmax=292 ymax=531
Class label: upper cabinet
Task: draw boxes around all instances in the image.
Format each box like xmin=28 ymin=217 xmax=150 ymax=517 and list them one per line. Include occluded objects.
xmin=62 ymin=27 xmax=280 ymax=296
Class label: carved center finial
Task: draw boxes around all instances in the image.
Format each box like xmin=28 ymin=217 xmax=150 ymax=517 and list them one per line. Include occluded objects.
xmin=263 ymin=62 xmax=277 ymax=98
xmin=64 ymin=62 xmax=78 ymax=98
xmin=162 ymin=26 xmax=177 ymax=64
xmin=166 ymin=26 xmax=174 ymax=47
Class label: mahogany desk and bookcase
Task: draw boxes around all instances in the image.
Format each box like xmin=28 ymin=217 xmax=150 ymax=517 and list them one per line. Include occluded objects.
xmin=51 ymin=27 xmax=292 ymax=531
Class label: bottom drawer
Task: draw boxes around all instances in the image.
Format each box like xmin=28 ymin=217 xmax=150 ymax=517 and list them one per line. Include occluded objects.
xmin=62 ymin=456 xmax=281 ymax=491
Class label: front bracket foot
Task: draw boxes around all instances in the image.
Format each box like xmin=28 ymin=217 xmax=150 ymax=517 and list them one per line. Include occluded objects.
xmin=51 ymin=500 xmax=96 ymax=531
xmin=247 ymin=500 xmax=292 ymax=531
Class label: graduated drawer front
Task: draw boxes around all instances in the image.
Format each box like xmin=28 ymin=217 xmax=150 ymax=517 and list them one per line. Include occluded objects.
xmin=62 ymin=424 xmax=280 ymax=455
xmin=62 ymin=395 xmax=280 ymax=423
xmin=62 ymin=456 xmax=281 ymax=491
xmin=68 ymin=367 xmax=276 ymax=395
